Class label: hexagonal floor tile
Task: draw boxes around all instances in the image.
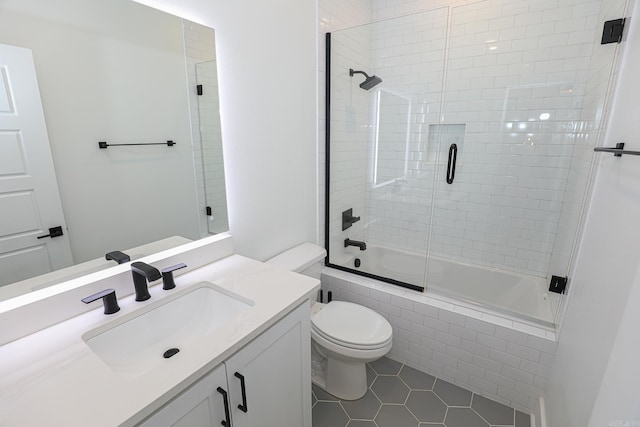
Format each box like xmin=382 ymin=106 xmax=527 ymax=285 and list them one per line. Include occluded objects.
xmin=399 ymin=364 xmax=436 ymax=390
xmin=347 ymin=421 xmax=377 ymax=427
xmin=375 ymin=404 xmax=419 ymax=427
xmin=405 ymin=390 xmax=447 ymax=423
xmin=366 ymin=364 xmax=377 ymax=387
xmin=312 ymin=401 xmax=349 ymax=427
xmin=313 ymin=384 xmax=339 ymax=401
xmin=471 ymin=394 xmax=514 ymax=425
xmin=341 ymin=389 xmax=381 ymax=420
xmin=371 ymin=376 xmax=410 ymax=404
xmin=369 ymin=357 xmax=403 ymax=375
xmin=445 ymin=407 xmax=490 ymax=427
xmin=312 ymin=391 xmax=317 ymax=407
xmin=432 ymin=379 xmax=472 ymax=406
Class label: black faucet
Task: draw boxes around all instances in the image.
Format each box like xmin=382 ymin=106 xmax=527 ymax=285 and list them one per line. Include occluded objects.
xmin=344 ymin=238 xmax=367 ymax=251
xmin=131 ymin=262 xmax=161 ymax=301
xmin=105 ymin=250 xmax=131 ymax=264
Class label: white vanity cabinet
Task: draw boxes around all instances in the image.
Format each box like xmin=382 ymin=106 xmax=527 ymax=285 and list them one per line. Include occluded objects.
xmin=138 ymin=302 xmax=311 ymax=427
xmin=139 ymin=364 xmax=229 ymax=426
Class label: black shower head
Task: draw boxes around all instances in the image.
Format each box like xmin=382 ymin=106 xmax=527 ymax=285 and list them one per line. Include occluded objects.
xmin=349 ymin=68 xmax=383 ymax=90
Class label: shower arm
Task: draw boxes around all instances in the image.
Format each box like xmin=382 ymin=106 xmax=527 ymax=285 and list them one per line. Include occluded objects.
xmin=349 ymin=69 xmax=371 ymax=79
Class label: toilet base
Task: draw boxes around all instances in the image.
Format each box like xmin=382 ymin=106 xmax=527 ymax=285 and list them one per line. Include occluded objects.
xmin=311 ymin=357 xmax=368 ymax=400
xmin=310 ymin=341 xmax=382 ymax=401
xmin=326 ymin=356 xmax=368 ymax=400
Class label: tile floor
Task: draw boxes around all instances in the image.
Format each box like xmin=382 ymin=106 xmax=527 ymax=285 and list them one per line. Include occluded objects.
xmin=312 ymin=357 xmax=531 ymax=427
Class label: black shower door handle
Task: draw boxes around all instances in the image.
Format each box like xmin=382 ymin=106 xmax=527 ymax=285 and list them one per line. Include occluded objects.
xmin=446 ymin=143 xmax=457 ymax=184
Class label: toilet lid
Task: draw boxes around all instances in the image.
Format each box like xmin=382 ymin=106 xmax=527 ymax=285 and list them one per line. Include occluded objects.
xmin=311 ymin=301 xmax=392 ymax=348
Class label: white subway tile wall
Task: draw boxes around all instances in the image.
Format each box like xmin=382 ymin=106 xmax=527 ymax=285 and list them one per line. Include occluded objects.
xmin=322 ymin=269 xmax=557 ymax=413
xmin=322 ymin=0 xmax=613 ymax=280
xmin=318 ymin=0 xmax=372 ymax=248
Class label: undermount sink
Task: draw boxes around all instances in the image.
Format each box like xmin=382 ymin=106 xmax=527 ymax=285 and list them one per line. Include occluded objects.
xmin=82 ymin=282 xmax=253 ymax=378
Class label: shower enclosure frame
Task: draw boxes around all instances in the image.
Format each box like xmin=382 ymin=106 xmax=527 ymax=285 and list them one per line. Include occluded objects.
xmin=324 ymin=32 xmax=424 ymax=293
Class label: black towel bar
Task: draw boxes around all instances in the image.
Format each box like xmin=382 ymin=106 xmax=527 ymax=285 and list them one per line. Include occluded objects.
xmin=98 ymin=140 xmax=175 ymax=149
xmin=593 ymin=142 xmax=640 ymax=157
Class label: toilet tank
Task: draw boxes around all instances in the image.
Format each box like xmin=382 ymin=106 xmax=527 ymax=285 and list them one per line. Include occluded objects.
xmin=267 ymin=243 xmax=326 ymax=279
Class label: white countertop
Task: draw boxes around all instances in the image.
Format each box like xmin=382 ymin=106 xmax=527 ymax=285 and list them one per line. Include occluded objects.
xmin=0 ymin=254 xmax=320 ymax=427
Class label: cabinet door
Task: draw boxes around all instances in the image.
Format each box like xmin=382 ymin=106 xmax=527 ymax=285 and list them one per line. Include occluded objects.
xmin=138 ymin=364 xmax=230 ymax=427
xmin=225 ymin=303 xmax=311 ymax=427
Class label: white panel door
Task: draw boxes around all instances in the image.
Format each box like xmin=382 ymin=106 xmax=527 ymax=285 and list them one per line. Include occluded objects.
xmin=0 ymin=44 xmax=73 ymax=287
xmin=225 ymin=303 xmax=311 ymax=427
xmin=138 ymin=364 xmax=230 ymax=427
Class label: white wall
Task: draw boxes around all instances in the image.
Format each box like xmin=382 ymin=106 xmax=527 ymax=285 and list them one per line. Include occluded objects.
xmin=0 ymin=0 xmax=201 ymax=262
xmin=132 ymin=0 xmax=319 ymax=261
xmin=545 ymin=0 xmax=640 ymax=425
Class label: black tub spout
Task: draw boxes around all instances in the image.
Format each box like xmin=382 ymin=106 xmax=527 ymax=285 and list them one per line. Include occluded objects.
xmin=344 ymin=238 xmax=367 ymax=251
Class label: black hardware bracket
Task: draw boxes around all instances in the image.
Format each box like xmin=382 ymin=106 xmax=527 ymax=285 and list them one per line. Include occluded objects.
xmin=549 ymin=276 xmax=568 ymax=294
xmin=37 ymin=226 xmax=64 ymax=239
xmin=197 ymin=84 xmax=203 ymax=96
xmin=98 ymin=140 xmax=175 ymax=149
xmin=601 ymin=18 xmax=625 ymax=44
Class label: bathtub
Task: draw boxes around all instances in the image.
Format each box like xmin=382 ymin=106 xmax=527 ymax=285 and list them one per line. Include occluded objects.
xmin=321 ymin=247 xmax=558 ymax=413
xmin=335 ymin=245 xmax=556 ymax=326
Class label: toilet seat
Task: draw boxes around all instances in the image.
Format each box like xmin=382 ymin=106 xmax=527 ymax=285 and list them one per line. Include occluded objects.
xmin=311 ymin=301 xmax=392 ymax=350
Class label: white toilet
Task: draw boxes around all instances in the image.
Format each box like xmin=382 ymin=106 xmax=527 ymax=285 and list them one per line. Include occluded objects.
xmin=267 ymin=243 xmax=393 ymax=400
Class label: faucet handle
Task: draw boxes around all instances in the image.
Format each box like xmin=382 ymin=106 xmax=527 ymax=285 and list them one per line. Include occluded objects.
xmin=162 ymin=263 xmax=187 ymax=290
xmin=82 ymin=289 xmax=120 ymax=315
xmin=105 ymin=250 xmax=131 ymax=264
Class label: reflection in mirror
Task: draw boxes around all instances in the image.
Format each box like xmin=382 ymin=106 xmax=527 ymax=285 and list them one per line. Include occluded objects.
xmin=373 ymin=90 xmax=412 ymax=187
xmin=0 ymin=0 xmax=228 ymax=300
xmin=195 ymin=59 xmax=229 ymax=234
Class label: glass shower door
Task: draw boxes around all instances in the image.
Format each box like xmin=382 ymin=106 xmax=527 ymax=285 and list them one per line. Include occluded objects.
xmin=326 ymin=9 xmax=449 ymax=291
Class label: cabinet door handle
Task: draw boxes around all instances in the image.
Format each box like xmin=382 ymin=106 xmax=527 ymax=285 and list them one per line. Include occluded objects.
xmin=216 ymin=386 xmax=232 ymax=426
xmin=234 ymin=372 xmax=248 ymax=413
xmin=446 ymin=143 xmax=457 ymax=184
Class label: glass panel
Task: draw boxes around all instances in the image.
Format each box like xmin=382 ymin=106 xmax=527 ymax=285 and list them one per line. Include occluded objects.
xmin=326 ymin=0 xmax=621 ymax=328
xmin=196 ymin=59 xmax=228 ymax=234
xmin=328 ymin=9 xmax=449 ymax=289
xmin=428 ymin=0 xmax=620 ymax=325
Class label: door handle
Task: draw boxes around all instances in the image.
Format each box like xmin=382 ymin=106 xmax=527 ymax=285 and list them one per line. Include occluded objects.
xmin=37 ymin=226 xmax=64 ymax=239
xmin=217 ymin=386 xmax=232 ymax=426
xmin=446 ymin=143 xmax=457 ymax=184
xmin=234 ymin=372 xmax=248 ymax=413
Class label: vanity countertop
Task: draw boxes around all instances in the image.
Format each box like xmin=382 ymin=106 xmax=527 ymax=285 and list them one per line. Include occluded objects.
xmin=0 ymin=254 xmax=320 ymax=426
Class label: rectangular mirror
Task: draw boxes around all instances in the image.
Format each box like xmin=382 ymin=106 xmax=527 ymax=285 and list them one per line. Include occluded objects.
xmin=0 ymin=0 xmax=227 ymax=300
